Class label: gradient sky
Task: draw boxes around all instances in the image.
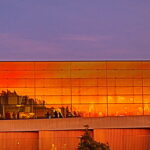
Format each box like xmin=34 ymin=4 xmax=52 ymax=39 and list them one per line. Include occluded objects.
xmin=0 ymin=0 xmax=150 ymax=61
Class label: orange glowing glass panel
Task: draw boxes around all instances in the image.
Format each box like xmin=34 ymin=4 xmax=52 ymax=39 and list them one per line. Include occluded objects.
xmin=0 ymin=61 xmax=150 ymax=117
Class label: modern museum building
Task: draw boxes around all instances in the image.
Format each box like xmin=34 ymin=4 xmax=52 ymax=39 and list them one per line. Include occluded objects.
xmin=0 ymin=61 xmax=150 ymax=150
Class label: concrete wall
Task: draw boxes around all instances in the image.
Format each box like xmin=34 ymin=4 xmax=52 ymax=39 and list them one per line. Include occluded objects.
xmin=38 ymin=129 xmax=150 ymax=150
xmin=0 ymin=129 xmax=150 ymax=150
xmin=0 ymin=132 xmax=38 ymax=150
xmin=94 ymin=129 xmax=150 ymax=150
xmin=39 ymin=130 xmax=86 ymax=150
xmin=0 ymin=116 xmax=150 ymax=132
xmin=0 ymin=116 xmax=150 ymax=150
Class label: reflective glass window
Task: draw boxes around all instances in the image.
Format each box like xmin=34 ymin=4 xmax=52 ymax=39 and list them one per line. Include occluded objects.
xmin=143 ymin=95 xmax=150 ymax=103
xmin=35 ymin=62 xmax=70 ymax=70
xmin=108 ymin=96 xmax=134 ymax=103
xmin=143 ymin=70 xmax=150 ymax=78
xmin=98 ymin=79 xmax=107 ymax=86
xmin=143 ymin=87 xmax=150 ymax=94
xmin=72 ymin=104 xmax=107 ymax=117
xmin=108 ymin=104 xmax=143 ymax=116
xmin=143 ymin=79 xmax=150 ymax=86
xmin=134 ymin=79 xmax=142 ymax=86
xmin=0 ymin=71 xmax=34 ymax=79
xmin=0 ymin=61 xmax=150 ymax=119
xmin=71 ymin=62 xmax=106 ymax=70
xmin=107 ymin=79 xmax=116 ymax=86
xmin=142 ymin=62 xmax=150 ymax=69
xmin=35 ymin=70 xmax=70 ymax=78
xmin=0 ymin=62 xmax=34 ymax=71
xmin=116 ymin=87 xmax=133 ymax=95
xmin=98 ymin=87 xmax=107 ymax=95
xmin=144 ymin=104 xmax=150 ymax=115
xmin=107 ymin=61 xmax=142 ymax=70
xmin=116 ymin=79 xmax=133 ymax=86
xmin=79 ymin=87 xmax=98 ymax=96
xmin=134 ymin=87 xmax=142 ymax=94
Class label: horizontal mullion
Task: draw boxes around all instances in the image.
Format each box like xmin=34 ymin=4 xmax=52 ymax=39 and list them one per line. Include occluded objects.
xmin=1 ymin=69 xmax=150 ymax=71
xmin=0 ymin=77 xmax=148 ymax=79
xmin=2 ymin=94 xmax=150 ymax=96
xmin=0 ymin=86 xmax=149 ymax=88
xmin=2 ymin=103 xmax=150 ymax=105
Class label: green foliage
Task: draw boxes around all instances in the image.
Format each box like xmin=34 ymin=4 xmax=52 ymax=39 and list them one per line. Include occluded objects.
xmin=78 ymin=129 xmax=110 ymax=150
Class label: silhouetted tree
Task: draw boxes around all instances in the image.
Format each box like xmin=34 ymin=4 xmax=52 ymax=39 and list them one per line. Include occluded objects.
xmin=78 ymin=125 xmax=110 ymax=150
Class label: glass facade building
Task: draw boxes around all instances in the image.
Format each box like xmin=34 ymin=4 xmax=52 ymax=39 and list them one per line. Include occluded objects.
xmin=0 ymin=61 xmax=150 ymax=119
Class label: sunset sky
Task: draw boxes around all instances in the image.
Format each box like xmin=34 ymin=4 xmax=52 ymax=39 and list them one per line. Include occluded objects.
xmin=0 ymin=1 xmax=150 ymax=60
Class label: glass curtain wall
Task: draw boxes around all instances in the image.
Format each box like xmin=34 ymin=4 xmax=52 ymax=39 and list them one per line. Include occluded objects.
xmin=0 ymin=61 xmax=150 ymax=119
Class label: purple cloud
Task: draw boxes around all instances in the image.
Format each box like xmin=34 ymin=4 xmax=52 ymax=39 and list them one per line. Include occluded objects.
xmin=0 ymin=1 xmax=150 ymax=60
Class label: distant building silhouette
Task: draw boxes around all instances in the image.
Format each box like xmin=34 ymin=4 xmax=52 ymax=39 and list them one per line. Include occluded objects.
xmin=0 ymin=90 xmax=46 ymax=119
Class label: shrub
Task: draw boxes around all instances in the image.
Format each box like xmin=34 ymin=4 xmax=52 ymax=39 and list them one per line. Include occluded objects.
xmin=78 ymin=125 xmax=110 ymax=150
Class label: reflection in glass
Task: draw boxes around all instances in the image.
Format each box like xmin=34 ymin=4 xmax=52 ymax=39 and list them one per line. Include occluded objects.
xmin=0 ymin=61 xmax=150 ymax=119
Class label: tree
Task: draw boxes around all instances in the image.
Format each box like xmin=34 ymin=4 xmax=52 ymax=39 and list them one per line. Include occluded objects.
xmin=78 ymin=125 xmax=110 ymax=150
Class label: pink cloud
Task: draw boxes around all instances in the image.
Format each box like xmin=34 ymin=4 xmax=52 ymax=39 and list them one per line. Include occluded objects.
xmin=60 ymin=34 xmax=111 ymax=42
xmin=0 ymin=33 xmax=61 ymax=53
